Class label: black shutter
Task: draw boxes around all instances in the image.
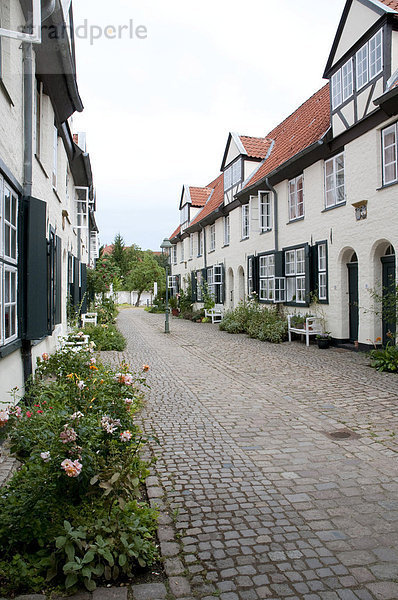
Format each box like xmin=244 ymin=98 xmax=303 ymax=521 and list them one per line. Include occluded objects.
xmin=55 ymin=236 xmax=62 ymax=324
xmin=201 ymin=268 xmax=207 ymax=282
xmin=274 ymin=250 xmax=284 ymax=278
xmin=305 ymin=243 xmax=311 ymax=306
xmin=311 ymin=244 xmax=318 ymax=298
xmin=221 ymin=264 xmax=226 ymax=304
xmin=24 ymin=197 xmax=48 ymax=340
xmin=73 ymin=258 xmax=80 ymax=307
xmin=191 ymin=271 xmax=197 ymax=302
xmin=253 ymin=256 xmax=259 ymax=295
xmin=176 ymin=275 xmax=180 ymax=293
xmin=80 ymin=263 xmax=87 ymax=314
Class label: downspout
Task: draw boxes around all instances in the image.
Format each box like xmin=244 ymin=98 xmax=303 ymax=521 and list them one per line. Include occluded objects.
xmin=264 ymin=177 xmax=278 ymax=252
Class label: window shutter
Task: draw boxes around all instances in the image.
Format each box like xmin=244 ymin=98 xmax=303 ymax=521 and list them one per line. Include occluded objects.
xmin=80 ymin=263 xmax=87 ymax=314
xmin=311 ymin=244 xmax=318 ymax=298
xmin=253 ymin=256 xmax=259 ymax=295
xmin=24 ymin=197 xmax=48 ymax=340
xmin=191 ymin=271 xmax=197 ymax=302
xmin=221 ymin=264 xmax=226 ymax=304
xmin=201 ymin=268 xmax=207 ymax=282
xmin=274 ymin=251 xmax=284 ymax=278
xmin=305 ymin=243 xmax=311 ymax=305
xmin=55 ymin=236 xmax=62 ymax=324
xmin=176 ymin=275 xmax=180 ymax=293
xmin=73 ymin=257 xmax=80 ymax=307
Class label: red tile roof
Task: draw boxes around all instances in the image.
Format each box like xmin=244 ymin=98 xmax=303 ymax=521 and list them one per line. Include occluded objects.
xmin=170 ymin=225 xmax=181 ymax=241
xmin=188 ymin=174 xmax=224 ymax=228
xmin=244 ymin=83 xmax=331 ymax=189
xmin=239 ymin=136 xmax=273 ymax=159
xmin=189 ymin=186 xmax=213 ymax=207
xmin=377 ymin=0 xmax=398 ymax=10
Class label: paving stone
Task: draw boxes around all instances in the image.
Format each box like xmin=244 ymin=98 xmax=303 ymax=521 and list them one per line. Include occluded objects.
xmin=168 ymin=577 xmax=192 ymax=597
xmin=93 ymin=589 xmax=128 ymax=600
xmin=131 ymin=584 xmax=167 ymax=600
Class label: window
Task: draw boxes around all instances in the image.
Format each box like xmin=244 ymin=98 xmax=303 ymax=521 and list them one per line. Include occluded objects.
xmin=207 ymin=265 xmax=224 ymax=304
xmin=167 ymin=275 xmax=179 ymax=295
xmin=75 ymin=187 xmax=89 ymax=229
xmin=259 ymin=192 xmax=272 ymax=232
xmin=171 ymin=245 xmax=177 ymax=265
xmin=197 ymin=231 xmax=203 ymax=256
xmin=241 ymin=204 xmax=249 ymax=239
xmin=285 ymin=247 xmax=306 ymax=303
xmin=248 ymin=257 xmax=254 ymax=296
xmin=189 ymin=234 xmax=194 ymax=258
xmin=259 ymin=254 xmax=275 ymax=301
xmin=0 ymin=175 xmax=19 ymax=346
xmin=223 ymin=215 xmax=230 ymax=245
xmin=180 ymin=204 xmax=189 ymax=225
xmin=356 ymin=29 xmax=383 ymax=90
xmin=224 ymin=158 xmax=242 ymax=191
xmin=52 ymin=124 xmax=58 ymax=188
xmin=382 ymin=123 xmax=397 ymax=185
xmin=180 ymin=240 xmax=184 ymax=262
xmin=317 ymin=243 xmax=327 ymax=301
xmin=325 ymin=152 xmax=345 ymax=208
xmin=342 ymin=59 xmax=353 ymax=101
xmin=331 ymin=70 xmax=342 ymax=109
xmin=35 ymin=80 xmax=43 ymax=158
xmin=288 ymin=175 xmax=304 ymax=221
xmin=209 ymin=224 xmax=216 ymax=251
xmin=196 ymin=270 xmax=203 ymax=302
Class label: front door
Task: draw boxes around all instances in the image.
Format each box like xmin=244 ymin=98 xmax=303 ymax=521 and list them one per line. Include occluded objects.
xmin=381 ymin=255 xmax=396 ymax=345
xmin=347 ymin=262 xmax=359 ymax=342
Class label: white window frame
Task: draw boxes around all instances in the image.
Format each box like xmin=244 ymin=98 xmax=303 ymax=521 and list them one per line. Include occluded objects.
xmin=325 ymin=152 xmax=345 ymax=208
xmin=356 ymin=44 xmax=369 ymax=90
xmin=223 ymin=215 xmax=230 ymax=246
xmin=285 ymin=247 xmax=306 ymax=304
xmin=197 ymin=231 xmax=203 ymax=256
xmin=274 ymin=277 xmax=286 ymax=303
xmin=209 ymin=223 xmax=216 ymax=251
xmin=259 ymin=254 xmax=275 ymax=302
xmin=52 ymin=124 xmax=58 ymax=189
xmin=189 ymin=234 xmax=194 ymax=258
xmin=196 ymin=270 xmax=203 ymax=302
xmin=75 ymin=186 xmax=89 ymax=229
xmin=167 ymin=275 xmax=179 ymax=295
xmin=90 ymin=231 xmax=99 ymax=260
xmin=3 ymin=182 xmax=18 ymax=264
xmin=0 ymin=0 xmax=41 ymax=44
xmin=331 ymin=70 xmax=342 ymax=109
xmin=382 ymin=123 xmax=397 ymax=185
xmin=180 ymin=240 xmax=184 ymax=262
xmin=318 ymin=243 xmax=327 ymax=301
xmin=369 ymin=29 xmax=383 ymax=80
xmin=288 ymin=175 xmax=304 ymax=221
xmin=259 ymin=191 xmax=272 ymax=232
xmin=248 ymin=257 xmax=253 ymax=296
xmin=342 ymin=58 xmax=353 ymax=102
xmin=241 ymin=204 xmax=249 ymax=239
xmin=171 ymin=245 xmax=177 ymax=265
xmin=224 ymin=158 xmax=242 ymax=192
xmin=3 ymin=265 xmax=18 ymax=344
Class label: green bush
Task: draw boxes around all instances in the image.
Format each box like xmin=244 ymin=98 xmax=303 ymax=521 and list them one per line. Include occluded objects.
xmin=83 ymin=324 xmax=126 ymax=351
xmin=370 ymin=343 xmax=398 ymax=373
xmin=94 ymin=297 xmax=118 ymax=325
xmin=220 ymin=302 xmax=287 ymax=343
xmin=0 ymin=347 xmax=157 ymax=594
xmin=191 ymin=310 xmax=205 ymax=322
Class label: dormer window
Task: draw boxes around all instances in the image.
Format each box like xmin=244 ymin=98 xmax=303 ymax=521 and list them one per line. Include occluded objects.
xmin=224 ymin=158 xmax=242 ymax=192
xmin=356 ymin=29 xmax=383 ymax=91
xmin=331 ymin=58 xmax=353 ymax=109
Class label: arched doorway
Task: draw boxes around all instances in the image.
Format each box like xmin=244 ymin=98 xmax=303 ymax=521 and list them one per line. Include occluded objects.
xmin=227 ymin=268 xmax=234 ymax=308
xmin=347 ymin=252 xmax=359 ymax=342
xmin=237 ymin=266 xmax=245 ymax=303
xmin=381 ymin=244 xmax=396 ymax=345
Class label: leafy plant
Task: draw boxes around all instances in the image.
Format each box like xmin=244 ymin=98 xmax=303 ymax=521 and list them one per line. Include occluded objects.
xmin=220 ymin=301 xmax=287 ymax=343
xmin=370 ymin=343 xmax=398 ymax=372
xmin=83 ymin=324 xmax=126 ymax=351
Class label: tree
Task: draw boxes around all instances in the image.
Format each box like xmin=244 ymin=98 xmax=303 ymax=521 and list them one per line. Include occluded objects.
xmin=125 ymin=251 xmax=165 ymax=306
xmin=111 ymin=233 xmax=132 ymax=280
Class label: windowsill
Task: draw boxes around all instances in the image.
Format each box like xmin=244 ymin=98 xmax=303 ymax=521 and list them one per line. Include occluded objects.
xmin=208 ymin=249 xmax=215 ymax=254
xmin=0 ymin=338 xmax=22 ymax=359
xmin=321 ymin=201 xmax=346 ymax=213
xmin=35 ymin=155 xmax=49 ymax=178
xmin=240 ymin=237 xmax=249 ymax=242
xmin=285 ymin=301 xmax=309 ymax=307
xmin=197 ymin=254 xmax=202 ymax=258
xmin=53 ymin=187 xmax=62 ymax=203
xmin=377 ymin=181 xmax=398 ymax=191
xmin=222 ymin=244 xmax=230 ymax=248
xmin=287 ymin=216 xmax=304 ymax=224
xmin=188 ymin=258 xmax=193 ymax=261
xmin=0 ymin=79 xmax=14 ymax=106
xmin=259 ymin=230 xmax=272 ymax=235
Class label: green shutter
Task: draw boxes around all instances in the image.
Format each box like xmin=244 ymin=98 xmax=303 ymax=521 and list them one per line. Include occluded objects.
xmin=191 ymin=271 xmax=197 ymax=302
xmin=80 ymin=263 xmax=87 ymax=313
xmin=55 ymin=236 xmax=62 ymax=324
xmin=311 ymin=244 xmax=318 ymax=299
xmin=73 ymin=258 xmax=80 ymax=307
xmin=24 ymin=197 xmax=48 ymax=340
xmin=274 ymin=250 xmax=284 ymax=278
xmin=305 ymin=243 xmax=311 ymax=306
xmin=221 ymin=264 xmax=225 ymax=304
xmin=253 ymin=256 xmax=259 ymax=295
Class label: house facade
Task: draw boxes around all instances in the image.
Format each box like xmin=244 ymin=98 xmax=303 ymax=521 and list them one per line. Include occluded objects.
xmin=0 ymin=0 xmax=98 ymax=400
xmin=168 ymin=0 xmax=398 ymax=349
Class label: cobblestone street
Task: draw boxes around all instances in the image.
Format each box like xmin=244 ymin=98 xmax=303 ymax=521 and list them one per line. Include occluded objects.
xmin=105 ymin=308 xmax=398 ymax=600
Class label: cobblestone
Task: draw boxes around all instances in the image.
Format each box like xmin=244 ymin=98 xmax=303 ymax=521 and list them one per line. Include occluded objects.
xmin=102 ymin=309 xmax=398 ymax=600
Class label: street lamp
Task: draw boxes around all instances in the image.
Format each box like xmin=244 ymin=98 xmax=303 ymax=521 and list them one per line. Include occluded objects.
xmin=160 ymin=237 xmax=172 ymax=333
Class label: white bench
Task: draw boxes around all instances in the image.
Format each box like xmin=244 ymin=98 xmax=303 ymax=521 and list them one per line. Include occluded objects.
xmin=81 ymin=312 xmax=98 ymax=327
xmin=288 ymin=315 xmax=322 ymax=347
xmin=64 ymin=333 xmax=90 ymax=348
xmin=204 ymin=305 xmax=224 ymax=324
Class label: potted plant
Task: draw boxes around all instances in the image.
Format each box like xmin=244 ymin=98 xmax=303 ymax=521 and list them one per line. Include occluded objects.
xmin=169 ymin=296 xmax=179 ymax=316
xmin=316 ymin=332 xmax=332 ymax=349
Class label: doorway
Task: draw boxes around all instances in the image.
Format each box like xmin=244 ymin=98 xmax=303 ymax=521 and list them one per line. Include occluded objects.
xmin=347 ymin=253 xmax=358 ymax=342
xmin=381 ymin=245 xmax=396 ymax=345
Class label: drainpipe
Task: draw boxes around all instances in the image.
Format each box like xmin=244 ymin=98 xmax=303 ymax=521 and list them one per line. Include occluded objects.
xmin=264 ymin=177 xmax=278 ymax=252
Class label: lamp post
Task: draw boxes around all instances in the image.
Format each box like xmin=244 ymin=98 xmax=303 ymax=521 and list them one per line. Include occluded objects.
xmin=160 ymin=237 xmax=172 ymax=334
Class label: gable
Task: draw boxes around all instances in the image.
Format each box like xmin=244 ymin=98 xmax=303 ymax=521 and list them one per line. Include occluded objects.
xmin=325 ymin=0 xmax=388 ymax=75
xmin=179 ymin=185 xmax=191 ymax=209
xmin=221 ymin=132 xmax=247 ymax=171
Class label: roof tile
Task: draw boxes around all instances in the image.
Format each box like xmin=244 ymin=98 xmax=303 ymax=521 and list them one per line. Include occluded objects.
xmin=239 ymin=136 xmax=273 ymax=159
xmin=189 ymin=186 xmax=213 ymax=207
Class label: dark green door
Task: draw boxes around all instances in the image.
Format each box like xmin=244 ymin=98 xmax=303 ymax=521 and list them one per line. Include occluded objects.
xmin=381 ymin=255 xmax=396 ymax=345
xmin=347 ymin=262 xmax=359 ymax=342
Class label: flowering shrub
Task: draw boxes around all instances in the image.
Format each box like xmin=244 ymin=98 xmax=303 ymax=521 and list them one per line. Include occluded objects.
xmin=83 ymin=323 xmax=126 ymax=351
xmin=0 ymin=347 xmax=157 ymax=594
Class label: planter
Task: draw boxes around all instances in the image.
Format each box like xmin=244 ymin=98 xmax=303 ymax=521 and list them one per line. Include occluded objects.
xmin=317 ymin=338 xmax=330 ymax=349
xmin=171 ymin=308 xmax=180 ymax=317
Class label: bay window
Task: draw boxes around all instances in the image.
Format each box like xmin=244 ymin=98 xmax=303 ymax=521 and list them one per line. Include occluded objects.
xmin=382 ymin=123 xmax=397 ymax=185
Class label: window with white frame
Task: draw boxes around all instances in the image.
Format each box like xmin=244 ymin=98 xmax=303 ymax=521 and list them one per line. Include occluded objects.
xmin=223 ymin=215 xmax=230 ymax=245
xmin=0 ymin=175 xmax=19 ymax=346
xmin=189 ymin=234 xmax=194 ymax=258
xmin=259 ymin=254 xmax=275 ymax=301
xmin=52 ymin=124 xmax=58 ymax=188
xmin=288 ymin=175 xmax=304 ymax=221
xmin=285 ymin=247 xmax=306 ymax=303
xmin=241 ymin=204 xmax=249 ymax=239
xmin=209 ymin=224 xmax=216 ymax=251
xmin=331 ymin=70 xmax=342 ymax=109
xmin=75 ymin=187 xmax=89 ymax=229
xmin=167 ymin=275 xmax=179 ymax=295
xmin=197 ymin=231 xmax=203 ymax=256
xmin=224 ymin=158 xmax=242 ymax=191
xmin=356 ymin=29 xmax=383 ymax=90
xmin=325 ymin=152 xmax=345 ymax=208
xmin=196 ymin=270 xmax=203 ymax=302
xmin=382 ymin=123 xmax=397 ymax=185
xmin=171 ymin=245 xmax=177 ymax=265
xmin=207 ymin=265 xmax=224 ymax=303
xmin=259 ymin=192 xmax=272 ymax=232
xmin=317 ymin=243 xmax=327 ymax=301
xmin=248 ymin=257 xmax=254 ymax=296
xmin=180 ymin=240 xmax=184 ymax=262
xmin=331 ymin=58 xmax=353 ymax=109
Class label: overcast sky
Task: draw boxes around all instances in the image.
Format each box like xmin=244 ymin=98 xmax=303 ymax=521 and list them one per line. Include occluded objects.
xmin=72 ymin=0 xmax=347 ymax=251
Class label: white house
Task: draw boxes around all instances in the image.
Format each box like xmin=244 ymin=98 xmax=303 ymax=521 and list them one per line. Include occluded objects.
xmin=167 ymin=0 xmax=398 ymax=349
xmin=0 ymin=0 xmax=98 ymax=401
